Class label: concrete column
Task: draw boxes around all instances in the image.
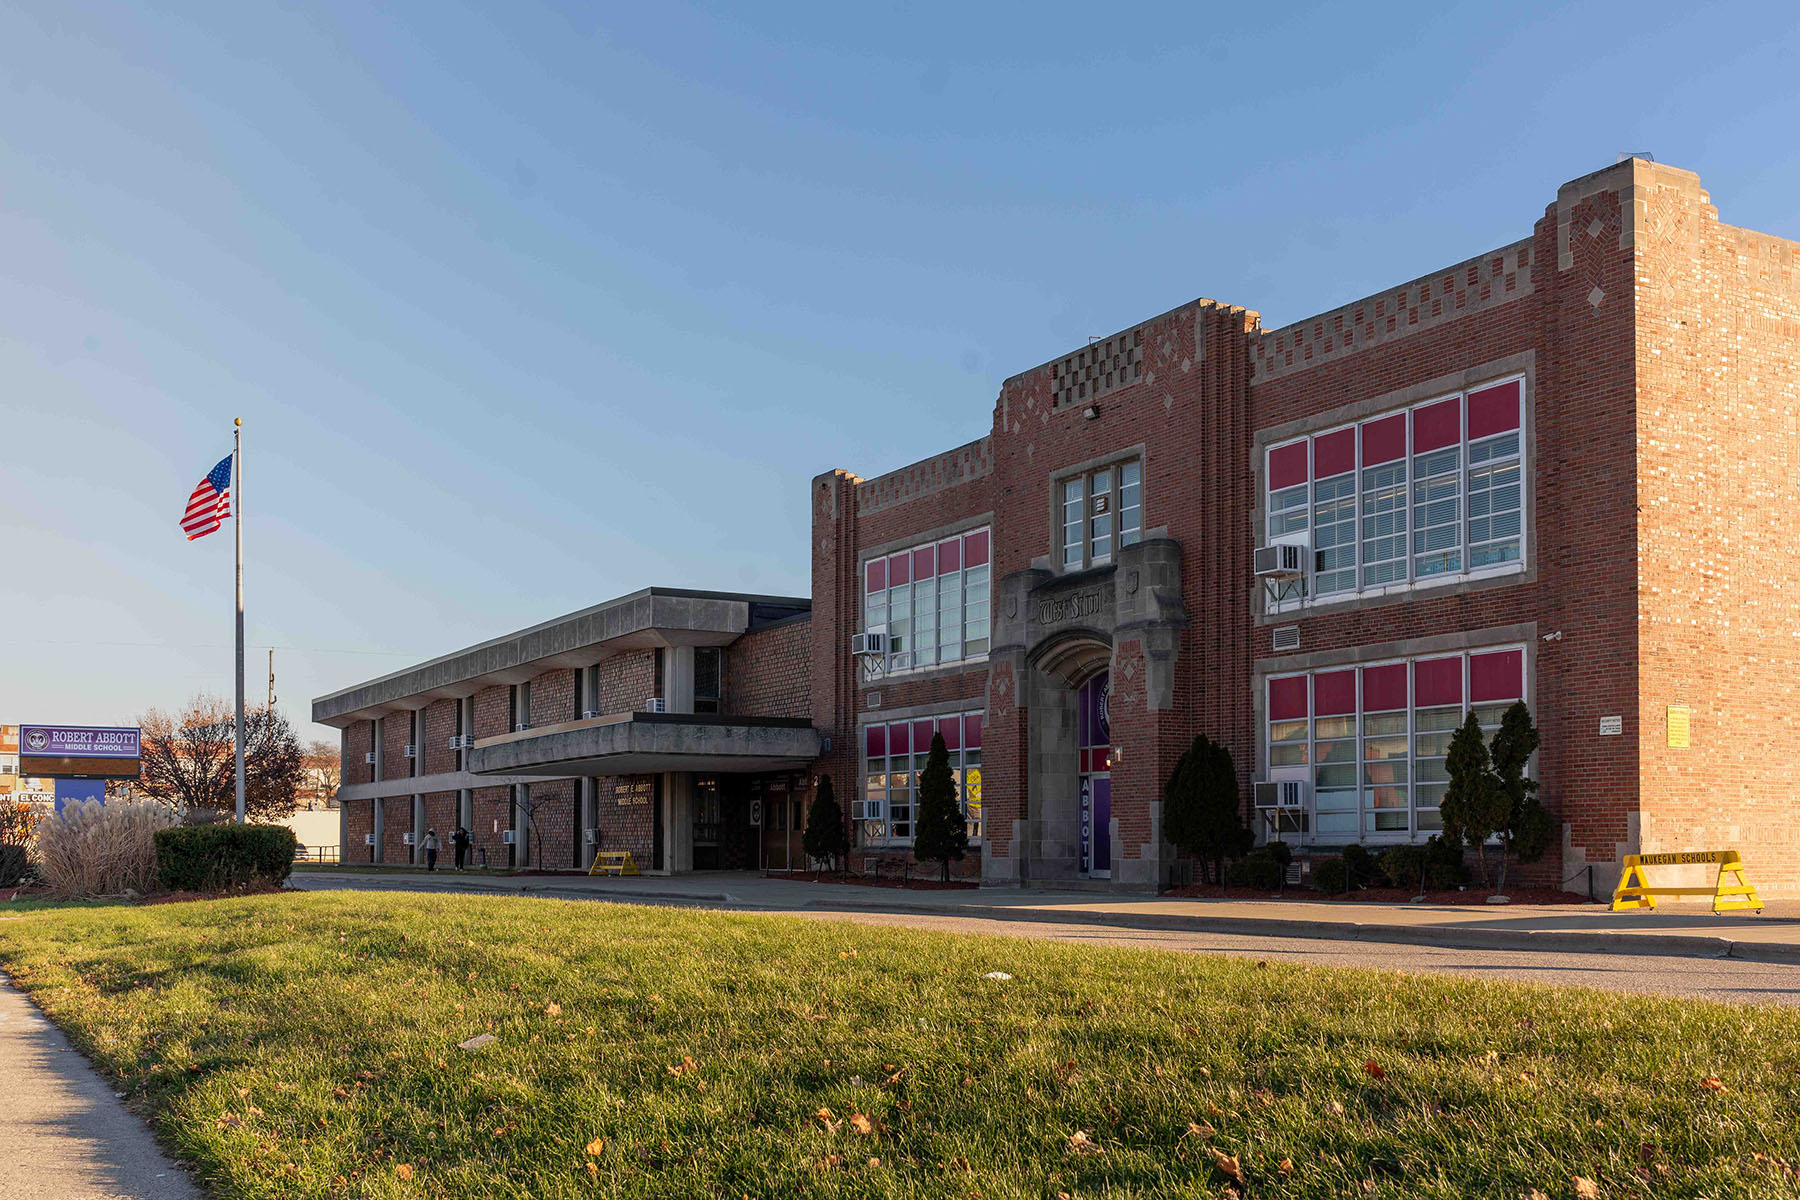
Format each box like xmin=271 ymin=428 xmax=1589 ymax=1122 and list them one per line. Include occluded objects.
xmin=411 ymin=709 xmax=425 ymax=864
xmin=662 ymin=646 xmax=695 ymax=714
xmin=338 ymin=799 xmax=349 ymax=864
xmin=457 ymin=697 xmax=473 ymax=828
xmin=511 ymin=688 xmax=530 ymax=866
xmin=371 ymin=716 xmax=385 ymax=863
xmin=661 ymin=772 xmax=693 ymax=874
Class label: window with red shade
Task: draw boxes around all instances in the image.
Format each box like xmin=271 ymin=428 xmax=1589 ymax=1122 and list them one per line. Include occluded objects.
xmin=1260 ymin=375 xmax=1526 ymax=608
xmin=1263 ymin=645 xmax=1527 ymax=842
xmin=861 ymin=528 xmax=991 ymax=675
xmin=857 ymin=710 xmax=985 ymax=845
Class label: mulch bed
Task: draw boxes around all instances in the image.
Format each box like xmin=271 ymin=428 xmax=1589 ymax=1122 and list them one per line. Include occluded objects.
xmin=780 ymin=871 xmax=981 ymax=891
xmin=1162 ymin=883 xmax=1598 ymax=905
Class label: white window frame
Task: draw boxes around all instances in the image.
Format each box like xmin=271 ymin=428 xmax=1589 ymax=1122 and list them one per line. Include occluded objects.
xmin=859 ymin=710 xmax=985 ymax=847
xmin=1261 ymin=373 xmax=1528 ymax=613
xmin=1059 ymin=459 xmax=1143 ymax=572
xmin=1263 ymin=644 xmax=1529 ymax=845
xmin=860 ymin=528 xmax=991 ymax=678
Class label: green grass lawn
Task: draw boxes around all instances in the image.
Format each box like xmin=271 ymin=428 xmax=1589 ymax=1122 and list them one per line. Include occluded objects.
xmin=1 ymin=893 xmax=1796 ymax=1199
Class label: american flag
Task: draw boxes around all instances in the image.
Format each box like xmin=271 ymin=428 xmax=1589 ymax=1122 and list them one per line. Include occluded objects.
xmin=181 ymin=454 xmax=234 ymax=541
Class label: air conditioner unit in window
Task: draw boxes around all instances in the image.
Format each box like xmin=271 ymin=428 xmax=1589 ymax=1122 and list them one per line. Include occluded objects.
xmin=402 ymin=831 xmax=416 ymax=846
xmin=1254 ymin=780 xmax=1310 ymax=809
xmin=581 ymin=709 xmax=600 ymax=720
xmin=403 ymin=744 xmax=417 ymax=759
xmin=849 ymin=800 xmax=881 ymax=822
xmin=584 ymin=828 xmax=597 ymax=845
xmin=501 ymin=829 xmax=517 ymax=845
xmin=447 ymin=734 xmax=465 ymax=750
xmin=643 ymin=697 xmax=667 ymax=714
xmin=850 ymin=630 xmax=888 ymax=657
xmin=513 ymin=722 xmax=530 ymax=733
xmin=1253 ymin=543 xmax=1306 ymax=579
xmin=363 ymin=833 xmax=375 ymax=846
xmin=364 ymin=752 xmax=376 ymax=765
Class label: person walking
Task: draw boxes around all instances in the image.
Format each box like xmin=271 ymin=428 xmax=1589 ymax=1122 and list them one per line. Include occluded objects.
xmin=452 ymin=825 xmax=472 ymax=871
xmin=423 ymin=828 xmax=440 ymax=872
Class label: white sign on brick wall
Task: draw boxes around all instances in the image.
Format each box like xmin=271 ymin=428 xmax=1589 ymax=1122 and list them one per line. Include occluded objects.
xmin=1598 ymin=715 xmax=1623 ymax=736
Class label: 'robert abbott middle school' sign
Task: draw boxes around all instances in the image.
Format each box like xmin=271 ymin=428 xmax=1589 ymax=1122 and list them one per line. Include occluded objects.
xmin=20 ymin=725 xmax=142 ymax=778
xmin=21 ymin=726 xmax=141 ymax=757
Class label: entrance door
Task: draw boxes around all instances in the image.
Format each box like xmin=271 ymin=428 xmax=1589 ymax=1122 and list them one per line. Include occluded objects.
xmin=693 ymin=775 xmax=721 ymax=870
xmin=1077 ymin=672 xmax=1112 ymax=879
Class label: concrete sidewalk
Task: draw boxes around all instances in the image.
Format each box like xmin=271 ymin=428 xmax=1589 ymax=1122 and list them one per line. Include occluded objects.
xmin=289 ymin=868 xmax=1800 ymax=964
xmin=0 ymin=972 xmax=200 ymax=1200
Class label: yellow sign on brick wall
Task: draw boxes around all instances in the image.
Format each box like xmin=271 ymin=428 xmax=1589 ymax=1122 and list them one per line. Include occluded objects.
xmin=1666 ymin=704 xmax=1691 ymax=748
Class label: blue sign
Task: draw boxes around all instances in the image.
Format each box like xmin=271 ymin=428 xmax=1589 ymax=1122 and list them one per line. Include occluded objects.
xmin=53 ymin=778 xmax=106 ymax=811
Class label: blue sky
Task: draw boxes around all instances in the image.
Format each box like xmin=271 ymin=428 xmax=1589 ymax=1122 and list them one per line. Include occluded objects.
xmin=3 ymin=0 xmax=1799 ymax=744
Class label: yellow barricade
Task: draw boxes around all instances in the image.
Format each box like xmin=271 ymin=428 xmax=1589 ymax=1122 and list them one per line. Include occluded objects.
xmin=588 ymin=850 xmax=640 ymax=877
xmin=1610 ymin=849 xmax=1762 ymax=914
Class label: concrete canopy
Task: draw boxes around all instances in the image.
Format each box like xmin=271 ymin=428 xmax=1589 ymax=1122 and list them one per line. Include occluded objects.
xmin=467 ymin=714 xmax=821 ymax=777
xmin=311 ymin=588 xmax=808 ymax=727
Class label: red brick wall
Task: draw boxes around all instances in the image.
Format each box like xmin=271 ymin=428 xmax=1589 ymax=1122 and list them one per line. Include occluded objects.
xmin=344 ymin=721 xmax=374 ymax=785
xmin=471 ymin=785 xmax=514 ymax=868
xmin=726 ymin=619 xmax=812 ymax=718
xmin=524 ymin=778 xmax=576 ymax=869
xmin=596 ymin=775 xmax=658 ymax=869
xmin=1630 ymin=161 xmax=1800 ymax=894
xmin=473 ymin=686 xmax=510 ymax=739
xmin=379 ymin=795 xmax=412 ymax=863
xmin=346 ymin=798 xmax=375 ymax=863
xmin=422 ymin=791 xmax=458 ymax=860
xmin=529 ymin=669 xmax=577 ymax=726
xmin=422 ymin=700 xmax=460 ymax=775
xmin=596 ymin=651 xmax=657 ymax=714
xmin=381 ymin=715 xmax=412 ymax=782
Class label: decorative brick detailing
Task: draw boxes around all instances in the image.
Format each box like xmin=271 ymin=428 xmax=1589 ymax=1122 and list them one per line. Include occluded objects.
xmin=855 ymin=439 xmax=993 ymax=516
xmin=1251 ymin=240 xmax=1534 ymax=381
xmin=1050 ymin=327 xmax=1144 ymax=409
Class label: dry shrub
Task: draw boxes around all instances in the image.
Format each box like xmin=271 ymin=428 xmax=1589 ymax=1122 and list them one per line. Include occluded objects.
xmin=36 ymin=799 xmax=177 ymax=898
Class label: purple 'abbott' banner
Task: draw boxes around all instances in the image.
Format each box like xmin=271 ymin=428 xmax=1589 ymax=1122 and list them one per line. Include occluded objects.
xmin=20 ymin=725 xmax=141 ymax=758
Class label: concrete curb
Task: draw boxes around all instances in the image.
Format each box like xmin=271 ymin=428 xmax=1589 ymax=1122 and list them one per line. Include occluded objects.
xmin=291 ymin=875 xmax=1800 ymax=965
xmin=800 ymin=898 xmax=1800 ymax=963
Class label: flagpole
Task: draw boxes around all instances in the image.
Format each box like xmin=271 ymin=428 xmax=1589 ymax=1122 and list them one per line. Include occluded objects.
xmin=234 ymin=417 xmax=246 ymax=824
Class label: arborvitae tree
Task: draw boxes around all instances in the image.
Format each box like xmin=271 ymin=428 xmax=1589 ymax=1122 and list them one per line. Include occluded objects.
xmin=801 ymin=774 xmax=850 ymax=873
xmin=1439 ymin=711 xmax=1507 ymax=886
xmin=911 ymin=732 xmax=969 ymax=882
xmin=1162 ymin=734 xmax=1253 ymax=886
xmin=1489 ymin=700 xmax=1550 ymax=893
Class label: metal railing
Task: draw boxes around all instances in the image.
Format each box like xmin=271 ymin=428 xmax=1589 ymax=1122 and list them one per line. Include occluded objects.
xmin=294 ymin=845 xmax=340 ymax=864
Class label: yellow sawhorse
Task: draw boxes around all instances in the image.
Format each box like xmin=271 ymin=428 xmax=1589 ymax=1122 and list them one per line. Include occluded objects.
xmin=1611 ymin=849 xmax=1763 ymax=914
xmin=588 ymin=849 xmax=640 ymax=877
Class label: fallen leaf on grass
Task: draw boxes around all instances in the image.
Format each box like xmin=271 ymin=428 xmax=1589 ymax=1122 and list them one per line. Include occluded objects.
xmin=1699 ymin=1076 xmax=1726 ymax=1092
xmin=394 ymin=1163 xmax=413 ymax=1181
xmin=1364 ymin=1059 xmax=1386 ymax=1079
xmin=667 ymin=1056 xmax=698 ymax=1077
xmin=1329 ymin=1100 xmax=1345 ymax=1115
xmin=216 ymin=1111 xmax=243 ymax=1130
xmin=1519 ymin=1190 xmax=1550 ymax=1200
xmin=1068 ymin=1130 xmax=1100 ymax=1155
xmin=583 ymin=1161 xmax=599 ymax=1179
xmin=1279 ymin=1158 xmax=1293 ymax=1175
xmin=1211 ymin=1149 xmax=1244 ymax=1182
xmin=457 ymin=1033 xmax=496 ymax=1052
xmin=849 ymin=1113 xmax=874 ymax=1135
xmin=815 ymin=1108 xmax=842 ymax=1134
xmin=544 ymin=1002 xmax=562 ymax=1017
xmin=585 ymin=1138 xmax=606 ymax=1156
xmin=1184 ymin=1121 xmax=1215 ymax=1139
xmin=982 ymin=971 xmax=1013 ymax=980
xmin=1573 ymin=1176 xmax=1600 ymax=1199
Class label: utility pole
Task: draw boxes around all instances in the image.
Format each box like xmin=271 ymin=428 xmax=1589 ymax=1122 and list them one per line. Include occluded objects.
xmin=268 ymin=648 xmax=276 ymax=711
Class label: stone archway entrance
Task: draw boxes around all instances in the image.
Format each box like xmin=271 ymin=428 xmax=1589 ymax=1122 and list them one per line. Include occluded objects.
xmin=1026 ymin=632 xmax=1113 ymax=883
xmin=1076 ymin=671 xmax=1112 ymax=878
